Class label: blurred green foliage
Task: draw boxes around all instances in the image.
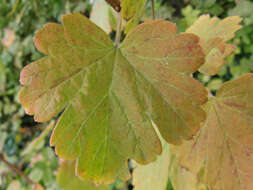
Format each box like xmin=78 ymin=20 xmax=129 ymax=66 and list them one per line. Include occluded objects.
xmin=0 ymin=0 xmax=252 ymax=189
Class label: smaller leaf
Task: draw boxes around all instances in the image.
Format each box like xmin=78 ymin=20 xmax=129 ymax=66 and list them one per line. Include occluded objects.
xmin=57 ymin=160 xmax=109 ymax=190
xmin=90 ymin=0 xmax=113 ymax=34
xmin=1 ymin=28 xmax=16 ymax=47
xmin=121 ymin=0 xmax=146 ymax=20
xmin=123 ymin=0 xmax=147 ymax=34
xmin=29 ymin=168 xmax=43 ymax=182
xmin=187 ymin=15 xmax=242 ymax=75
xmin=206 ymin=78 xmax=223 ymax=91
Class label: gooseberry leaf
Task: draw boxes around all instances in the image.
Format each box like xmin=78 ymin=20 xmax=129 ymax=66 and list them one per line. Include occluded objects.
xmin=121 ymin=0 xmax=147 ymax=34
xmin=19 ymin=13 xmax=207 ymax=183
xmin=90 ymin=0 xmax=113 ymax=34
xmin=187 ymin=15 xmax=242 ymax=75
xmin=176 ymin=73 xmax=253 ymax=190
xmin=57 ymin=161 xmax=109 ymax=190
xmin=106 ymin=0 xmax=147 ymax=34
xmin=121 ymin=0 xmax=143 ymax=20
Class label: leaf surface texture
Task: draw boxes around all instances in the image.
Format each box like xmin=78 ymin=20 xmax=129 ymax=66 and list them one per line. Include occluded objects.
xmin=169 ymin=154 xmax=208 ymax=190
xmin=19 ymin=13 xmax=207 ymax=182
xmin=57 ymin=161 xmax=108 ymax=190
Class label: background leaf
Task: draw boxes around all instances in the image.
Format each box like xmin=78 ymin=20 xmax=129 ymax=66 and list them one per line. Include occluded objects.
xmin=90 ymin=0 xmax=114 ymax=34
xmin=132 ymin=134 xmax=170 ymax=190
xmin=229 ymin=0 xmax=253 ymax=18
xmin=187 ymin=15 xmax=242 ymax=75
xmin=132 ymin=126 xmax=208 ymax=190
xmin=176 ymin=73 xmax=253 ymax=190
xmin=168 ymin=154 xmax=208 ymax=190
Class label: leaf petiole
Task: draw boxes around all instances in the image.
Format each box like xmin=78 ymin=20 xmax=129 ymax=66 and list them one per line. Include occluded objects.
xmin=115 ymin=11 xmax=122 ymax=47
xmin=152 ymin=0 xmax=155 ymax=20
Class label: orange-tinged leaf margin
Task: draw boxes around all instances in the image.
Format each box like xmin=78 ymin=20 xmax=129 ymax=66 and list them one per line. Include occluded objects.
xmin=57 ymin=160 xmax=109 ymax=190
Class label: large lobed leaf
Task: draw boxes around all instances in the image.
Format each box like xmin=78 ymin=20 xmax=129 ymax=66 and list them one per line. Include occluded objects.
xmin=187 ymin=15 xmax=242 ymax=75
xmin=176 ymin=73 xmax=253 ymax=190
xmin=19 ymin=13 xmax=207 ymax=183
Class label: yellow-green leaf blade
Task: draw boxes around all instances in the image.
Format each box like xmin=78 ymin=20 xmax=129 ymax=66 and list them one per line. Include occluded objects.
xmin=50 ymin=48 xmax=162 ymax=183
xmin=19 ymin=13 xmax=114 ymax=122
xmin=121 ymin=0 xmax=147 ymax=34
xmin=121 ymin=19 xmax=207 ymax=144
xmin=57 ymin=161 xmax=109 ymax=190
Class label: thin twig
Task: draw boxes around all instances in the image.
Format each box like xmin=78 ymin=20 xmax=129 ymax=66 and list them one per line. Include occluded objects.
xmin=115 ymin=11 xmax=122 ymax=47
xmin=0 ymin=154 xmax=34 ymax=185
xmin=152 ymin=0 xmax=155 ymax=20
